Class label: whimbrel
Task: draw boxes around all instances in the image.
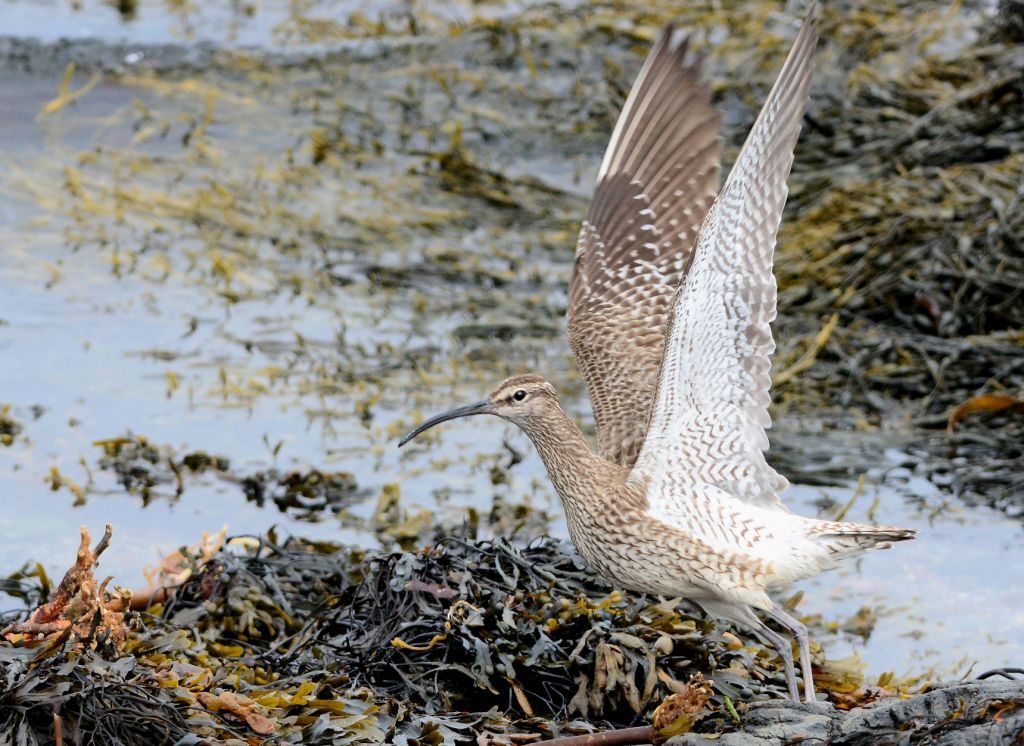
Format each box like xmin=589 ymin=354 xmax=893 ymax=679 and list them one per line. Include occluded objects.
xmin=399 ymin=6 xmax=915 ymax=703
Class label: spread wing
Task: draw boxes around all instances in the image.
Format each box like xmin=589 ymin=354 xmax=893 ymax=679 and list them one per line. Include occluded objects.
xmin=630 ymin=10 xmax=818 ymax=514
xmin=567 ymin=26 xmax=722 ymax=469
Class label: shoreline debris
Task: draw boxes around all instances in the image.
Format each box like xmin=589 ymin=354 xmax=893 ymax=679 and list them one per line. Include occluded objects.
xmin=2 ymin=524 xmax=130 ymax=654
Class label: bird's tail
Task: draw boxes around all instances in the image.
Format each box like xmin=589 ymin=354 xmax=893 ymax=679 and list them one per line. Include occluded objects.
xmin=808 ymin=521 xmax=917 ymax=562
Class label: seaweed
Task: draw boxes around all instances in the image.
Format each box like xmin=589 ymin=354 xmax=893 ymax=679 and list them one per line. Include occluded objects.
xmin=83 ymin=434 xmax=366 ymax=520
xmin=1 ymin=521 xmax=940 ymax=744
xmin=0 ymin=646 xmax=193 ymax=746
xmin=0 ymin=405 xmax=23 ymax=447
xmin=164 ymin=531 xmax=839 ymax=723
xmin=240 ymin=468 xmax=361 ymax=518
xmin=0 ymin=527 xmax=189 ymax=745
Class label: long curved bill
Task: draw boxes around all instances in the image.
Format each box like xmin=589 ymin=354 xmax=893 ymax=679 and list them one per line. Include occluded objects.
xmin=397 ymin=400 xmax=493 ymax=447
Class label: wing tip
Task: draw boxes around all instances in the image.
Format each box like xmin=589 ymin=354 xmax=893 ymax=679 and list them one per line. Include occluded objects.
xmin=597 ymin=20 xmax=719 ymax=182
xmin=632 ymin=3 xmax=821 ymax=484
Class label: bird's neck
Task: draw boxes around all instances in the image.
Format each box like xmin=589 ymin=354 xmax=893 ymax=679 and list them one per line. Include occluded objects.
xmin=518 ymin=405 xmax=629 ymax=512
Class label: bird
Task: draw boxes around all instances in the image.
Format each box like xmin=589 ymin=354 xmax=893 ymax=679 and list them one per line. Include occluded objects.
xmin=399 ymin=5 xmax=915 ymax=703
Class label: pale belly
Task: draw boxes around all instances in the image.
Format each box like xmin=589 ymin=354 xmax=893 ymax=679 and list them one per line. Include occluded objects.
xmin=567 ymin=514 xmax=719 ymax=600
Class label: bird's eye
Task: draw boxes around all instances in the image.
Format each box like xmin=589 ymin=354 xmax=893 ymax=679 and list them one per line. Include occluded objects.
xmin=512 ymin=390 xmax=527 ymax=402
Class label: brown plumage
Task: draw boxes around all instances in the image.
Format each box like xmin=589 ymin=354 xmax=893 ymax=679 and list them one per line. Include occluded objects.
xmin=400 ymin=5 xmax=915 ymax=703
xmin=567 ymin=27 xmax=722 ymax=468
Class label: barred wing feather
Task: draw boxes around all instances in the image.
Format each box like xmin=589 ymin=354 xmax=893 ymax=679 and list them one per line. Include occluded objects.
xmin=631 ymin=13 xmax=818 ymax=514
xmin=568 ymin=26 xmax=722 ymax=469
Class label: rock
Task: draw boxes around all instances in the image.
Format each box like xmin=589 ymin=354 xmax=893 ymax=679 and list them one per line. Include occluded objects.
xmin=834 ymin=680 xmax=1024 ymax=746
xmin=666 ymin=679 xmax=1024 ymax=745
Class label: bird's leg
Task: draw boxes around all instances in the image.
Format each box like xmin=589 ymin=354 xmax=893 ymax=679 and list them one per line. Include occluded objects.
xmin=746 ymin=616 xmax=800 ymax=701
xmin=766 ymin=605 xmax=816 ymax=703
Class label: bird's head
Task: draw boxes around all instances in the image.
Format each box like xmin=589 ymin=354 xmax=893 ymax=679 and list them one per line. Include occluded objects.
xmin=398 ymin=374 xmax=558 ymax=446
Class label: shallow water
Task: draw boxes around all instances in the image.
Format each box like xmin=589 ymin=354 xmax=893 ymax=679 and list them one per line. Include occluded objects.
xmin=1 ymin=1 xmax=1021 ymax=687
xmin=0 ymin=0 xmax=572 ymax=49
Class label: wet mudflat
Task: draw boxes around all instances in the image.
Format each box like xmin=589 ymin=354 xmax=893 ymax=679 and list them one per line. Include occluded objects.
xmin=0 ymin=0 xmax=1022 ymax=742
